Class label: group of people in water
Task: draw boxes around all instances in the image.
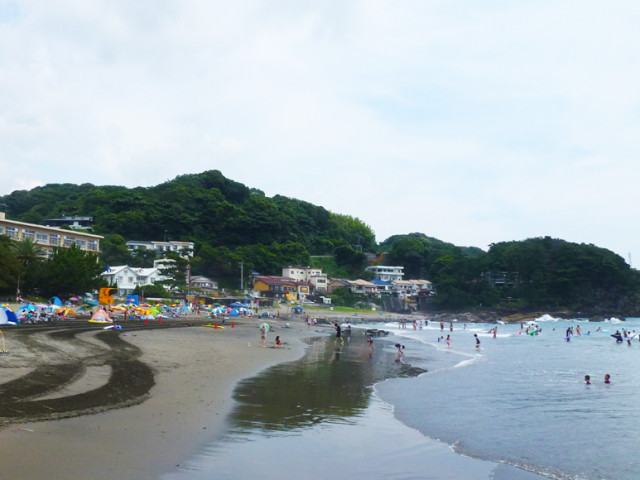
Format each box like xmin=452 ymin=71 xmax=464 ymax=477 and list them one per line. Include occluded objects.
xmin=609 ymin=329 xmax=638 ymax=345
xmin=584 ymin=374 xmax=611 ymax=385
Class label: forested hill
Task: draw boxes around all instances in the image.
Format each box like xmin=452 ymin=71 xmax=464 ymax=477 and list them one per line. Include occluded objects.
xmin=3 ymin=172 xmax=640 ymax=314
xmin=0 ymin=170 xmax=376 ymax=285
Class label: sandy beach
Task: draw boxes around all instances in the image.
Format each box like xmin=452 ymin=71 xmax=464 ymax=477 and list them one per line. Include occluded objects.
xmin=0 ymin=312 xmax=326 ymax=479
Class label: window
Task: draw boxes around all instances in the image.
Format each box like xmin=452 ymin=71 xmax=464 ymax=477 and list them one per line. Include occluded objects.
xmin=88 ymin=240 xmax=98 ymax=251
xmin=75 ymin=239 xmax=86 ymax=249
xmin=63 ymin=236 xmax=75 ymax=247
xmin=36 ymin=232 xmax=48 ymax=243
xmin=128 ymin=277 xmax=134 ymax=283
xmin=23 ymin=229 xmax=35 ymax=240
xmin=49 ymin=234 xmax=60 ymax=246
xmin=0 ymin=226 xmax=3 ymax=234
xmin=6 ymin=227 xmax=18 ymax=239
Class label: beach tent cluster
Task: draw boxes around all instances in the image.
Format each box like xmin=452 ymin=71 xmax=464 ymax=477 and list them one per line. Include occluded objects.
xmin=202 ymin=302 xmax=255 ymax=318
xmin=0 ymin=297 xmax=256 ymax=326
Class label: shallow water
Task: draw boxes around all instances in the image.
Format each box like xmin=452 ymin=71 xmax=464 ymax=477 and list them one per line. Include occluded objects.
xmin=163 ymin=316 xmax=639 ymax=480
xmin=375 ymin=316 xmax=640 ymax=480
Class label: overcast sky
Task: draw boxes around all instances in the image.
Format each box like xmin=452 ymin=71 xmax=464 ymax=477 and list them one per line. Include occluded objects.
xmin=1 ymin=1 xmax=639 ymax=263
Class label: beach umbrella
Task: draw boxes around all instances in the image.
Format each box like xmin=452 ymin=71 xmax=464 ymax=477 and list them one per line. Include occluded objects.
xmin=229 ymin=302 xmax=245 ymax=308
xmin=77 ymin=304 xmax=92 ymax=312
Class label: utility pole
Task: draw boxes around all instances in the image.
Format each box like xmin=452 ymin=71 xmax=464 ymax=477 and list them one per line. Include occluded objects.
xmin=240 ymin=261 xmax=244 ymax=291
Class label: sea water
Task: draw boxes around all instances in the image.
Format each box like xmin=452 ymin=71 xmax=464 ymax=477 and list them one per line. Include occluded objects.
xmin=163 ymin=316 xmax=640 ymax=480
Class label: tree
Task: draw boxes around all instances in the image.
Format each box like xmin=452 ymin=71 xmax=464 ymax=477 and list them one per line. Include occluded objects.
xmin=10 ymin=238 xmax=44 ymax=297
xmin=133 ymin=283 xmax=168 ymax=300
xmin=157 ymin=254 xmax=189 ymax=292
xmin=39 ymin=245 xmax=103 ymax=299
xmin=0 ymin=236 xmax=19 ymax=294
xmin=330 ymin=287 xmax=359 ymax=307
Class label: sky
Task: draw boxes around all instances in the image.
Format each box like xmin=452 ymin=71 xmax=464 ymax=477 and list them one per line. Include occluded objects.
xmin=1 ymin=1 xmax=639 ymax=264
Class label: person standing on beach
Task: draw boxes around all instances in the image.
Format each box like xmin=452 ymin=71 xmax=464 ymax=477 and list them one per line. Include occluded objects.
xmin=330 ymin=321 xmax=344 ymax=345
xmin=474 ymin=334 xmax=481 ymax=350
xmin=260 ymin=323 xmax=269 ymax=347
xmin=446 ymin=335 xmax=452 ymax=347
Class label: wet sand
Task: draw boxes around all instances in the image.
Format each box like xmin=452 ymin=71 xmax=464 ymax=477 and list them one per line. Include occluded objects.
xmin=0 ymin=315 xmax=319 ymax=479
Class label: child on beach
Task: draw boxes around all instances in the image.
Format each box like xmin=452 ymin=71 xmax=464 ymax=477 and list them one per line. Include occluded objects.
xmin=446 ymin=335 xmax=451 ymax=347
xmin=274 ymin=336 xmax=282 ymax=348
xmin=474 ymin=334 xmax=481 ymax=350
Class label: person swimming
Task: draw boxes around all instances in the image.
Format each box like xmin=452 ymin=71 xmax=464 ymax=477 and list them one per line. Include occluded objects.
xmin=585 ymin=375 xmax=591 ymax=385
xmin=604 ymin=374 xmax=611 ymax=384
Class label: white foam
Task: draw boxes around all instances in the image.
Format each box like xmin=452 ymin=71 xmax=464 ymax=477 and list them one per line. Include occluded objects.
xmin=534 ymin=314 xmax=563 ymax=322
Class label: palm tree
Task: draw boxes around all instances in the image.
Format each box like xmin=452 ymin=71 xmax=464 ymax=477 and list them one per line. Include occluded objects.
xmin=10 ymin=238 xmax=44 ymax=299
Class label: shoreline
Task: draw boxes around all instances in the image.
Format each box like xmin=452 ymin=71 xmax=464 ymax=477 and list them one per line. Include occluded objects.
xmin=0 ymin=315 xmax=320 ymax=479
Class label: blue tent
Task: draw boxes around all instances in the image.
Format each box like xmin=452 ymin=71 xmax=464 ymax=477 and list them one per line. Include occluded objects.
xmin=0 ymin=308 xmax=18 ymax=325
xmin=50 ymin=296 xmax=63 ymax=306
xmin=229 ymin=302 xmax=246 ymax=308
xmin=229 ymin=309 xmax=240 ymax=317
xmin=291 ymin=305 xmax=305 ymax=311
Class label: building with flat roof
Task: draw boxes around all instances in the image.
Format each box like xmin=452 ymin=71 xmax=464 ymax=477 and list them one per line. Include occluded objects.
xmin=44 ymin=215 xmax=94 ymax=232
xmin=126 ymin=240 xmax=194 ymax=257
xmin=366 ymin=265 xmax=404 ymax=282
xmin=282 ymin=266 xmax=328 ymax=292
xmin=0 ymin=212 xmax=102 ymax=257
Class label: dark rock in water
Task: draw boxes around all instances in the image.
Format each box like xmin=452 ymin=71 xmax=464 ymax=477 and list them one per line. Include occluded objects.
xmin=365 ymin=329 xmax=389 ymax=337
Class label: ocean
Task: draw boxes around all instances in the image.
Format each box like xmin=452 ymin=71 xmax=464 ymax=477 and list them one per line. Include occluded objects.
xmin=163 ymin=315 xmax=640 ymax=480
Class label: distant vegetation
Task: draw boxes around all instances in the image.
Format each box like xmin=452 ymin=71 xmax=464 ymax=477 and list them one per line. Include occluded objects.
xmin=0 ymin=170 xmax=375 ymax=289
xmin=382 ymin=233 xmax=640 ymax=314
xmin=2 ymin=171 xmax=639 ymax=315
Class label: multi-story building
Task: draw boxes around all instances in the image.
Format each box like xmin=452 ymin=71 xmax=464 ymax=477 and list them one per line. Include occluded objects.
xmin=392 ymin=279 xmax=436 ymax=297
xmin=0 ymin=212 xmax=102 ymax=257
xmin=282 ymin=265 xmax=328 ymax=292
xmin=100 ymin=265 xmax=167 ymax=296
xmin=366 ymin=265 xmax=404 ymax=282
xmin=126 ymin=240 xmax=195 ymax=257
xmin=44 ymin=214 xmax=94 ymax=232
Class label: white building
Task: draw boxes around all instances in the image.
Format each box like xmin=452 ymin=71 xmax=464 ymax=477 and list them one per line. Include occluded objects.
xmin=282 ymin=266 xmax=328 ymax=292
xmin=0 ymin=212 xmax=102 ymax=258
xmin=392 ymin=279 xmax=436 ymax=297
xmin=101 ymin=265 xmax=167 ymax=296
xmin=126 ymin=240 xmax=195 ymax=257
xmin=366 ymin=265 xmax=404 ymax=282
